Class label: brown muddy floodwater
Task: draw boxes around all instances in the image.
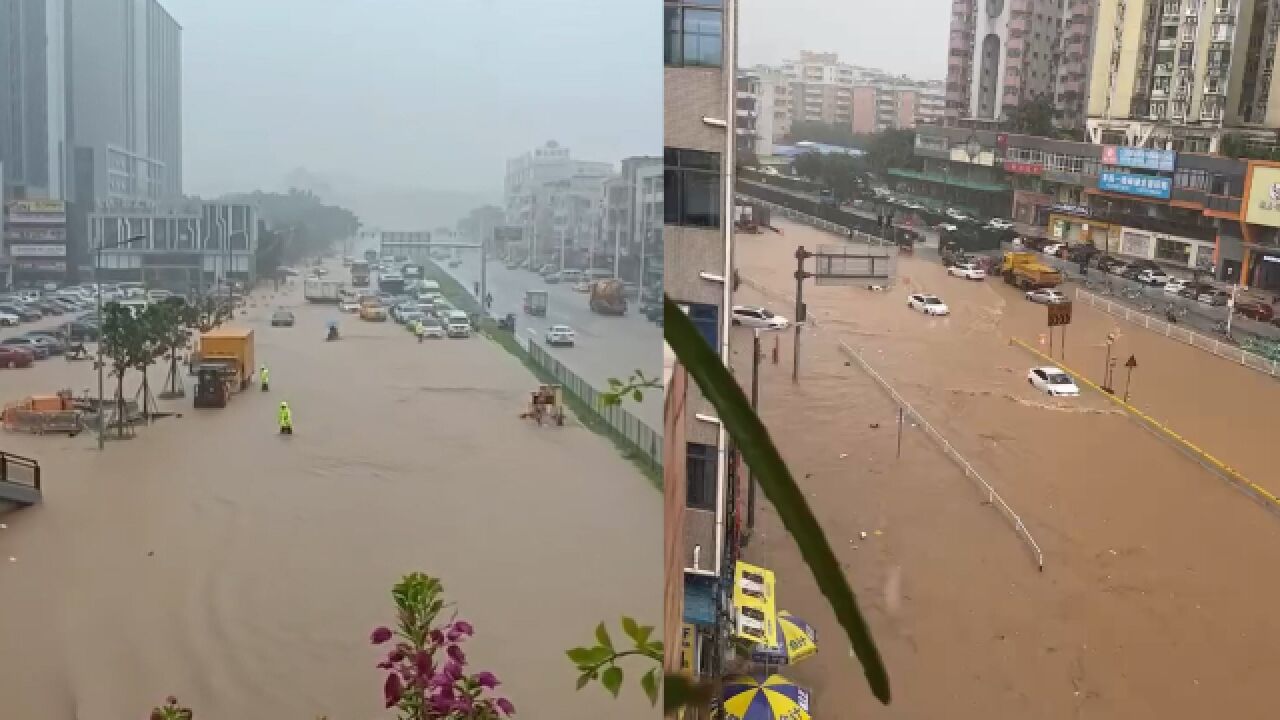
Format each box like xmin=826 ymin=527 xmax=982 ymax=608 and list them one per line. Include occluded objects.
xmin=732 ymin=219 xmax=1280 ymax=719
xmin=0 ymin=266 xmax=659 ymax=720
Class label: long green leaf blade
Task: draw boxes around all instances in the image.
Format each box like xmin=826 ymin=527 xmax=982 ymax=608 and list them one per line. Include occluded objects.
xmin=663 ymin=296 xmax=891 ymax=704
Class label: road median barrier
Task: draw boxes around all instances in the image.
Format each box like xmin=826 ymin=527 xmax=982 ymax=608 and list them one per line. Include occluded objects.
xmin=423 ymin=261 xmax=662 ymax=486
xmin=1008 ymin=337 xmax=1277 ymax=507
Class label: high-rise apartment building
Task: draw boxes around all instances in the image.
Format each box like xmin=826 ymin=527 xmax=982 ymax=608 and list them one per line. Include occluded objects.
xmin=946 ymin=0 xmax=1092 ymax=128
xmin=851 ymin=84 xmax=921 ymax=133
xmin=664 ymin=0 xmax=739 ymax=690
xmin=503 ymin=141 xmax=612 ymax=268
xmin=0 ymin=0 xmax=71 ymax=200
xmin=69 ymin=0 xmax=182 ymax=201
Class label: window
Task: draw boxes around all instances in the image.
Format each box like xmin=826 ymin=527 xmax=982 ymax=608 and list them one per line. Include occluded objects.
xmin=665 ymin=1 xmax=723 ymax=67
xmin=686 ymin=443 xmax=717 ymax=511
xmin=665 ymin=148 xmax=721 ymax=228
xmin=683 ymin=302 xmax=719 ymax=350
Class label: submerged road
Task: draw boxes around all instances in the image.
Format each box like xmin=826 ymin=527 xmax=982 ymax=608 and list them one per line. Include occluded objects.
xmin=0 ymin=265 xmax=660 ymax=719
xmin=440 ymin=251 xmax=662 ymax=429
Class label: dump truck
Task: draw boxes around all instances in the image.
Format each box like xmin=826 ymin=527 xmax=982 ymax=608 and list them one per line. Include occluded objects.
xmin=589 ymin=279 xmax=627 ymax=315
xmin=197 ymin=327 xmax=255 ymax=392
xmin=1000 ymin=251 xmax=1063 ymax=290
xmin=350 ymin=261 xmax=371 ymax=287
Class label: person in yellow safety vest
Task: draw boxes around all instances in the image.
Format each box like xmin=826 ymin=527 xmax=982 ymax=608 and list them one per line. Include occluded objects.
xmin=414 ymin=320 xmax=425 ymax=343
xmin=260 ymin=365 xmax=269 ymax=392
xmin=278 ymin=401 xmax=293 ymax=435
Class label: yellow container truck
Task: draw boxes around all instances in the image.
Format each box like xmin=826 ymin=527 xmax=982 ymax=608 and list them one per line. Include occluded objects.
xmin=197 ymin=327 xmax=255 ymax=391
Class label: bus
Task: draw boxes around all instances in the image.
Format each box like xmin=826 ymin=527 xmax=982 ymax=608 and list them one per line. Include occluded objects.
xmin=351 ymin=261 xmax=371 ymax=287
xmin=379 ymin=272 xmax=405 ymax=295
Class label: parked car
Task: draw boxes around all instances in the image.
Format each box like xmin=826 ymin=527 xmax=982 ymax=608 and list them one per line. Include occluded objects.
xmin=936 ymin=222 xmax=959 ymax=232
xmin=907 ymin=293 xmax=950 ymax=316
xmin=545 ymin=324 xmax=576 ymax=347
xmin=23 ymin=333 xmax=66 ymax=355
xmin=0 ymin=304 xmax=41 ymax=322
xmin=0 ymin=346 xmax=34 ymax=368
xmin=1028 ymin=366 xmax=1080 ymax=397
xmin=0 ymin=311 xmax=19 ymax=327
xmin=1121 ymin=266 xmax=1145 ymax=281
xmin=340 ymin=299 xmax=361 ymax=313
xmin=948 ymin=262 xmax=986 ymax=280
xmin=1 ymin=336 xmax=49 ymax=359
xmin=986 ymin=218 xmax=1014 ymax=230
xmin=59 ymin=321 xmax=100 ymax=341
xmin=731 ymin=305 xmax=790 ymax=329
xmin=1025 ymin=288 xmax=1069 ymax=304
xmin=1163 ymin=278 xmax=1191 ymax=295
xmin=33 ymin=299 xmax=64 ymax=316
xmin=1138 ymin=269 xmax=1171 ymax=286
xmin=271 ymin=310 xmax=296 ymax=327
xmin=1107 ymin=262 xmax=1130 ymax=277
xmin=1235 ymin=302 xmax=1275 ymax=322
xmin=1042 ymin=243 xmax=1064 ymax=257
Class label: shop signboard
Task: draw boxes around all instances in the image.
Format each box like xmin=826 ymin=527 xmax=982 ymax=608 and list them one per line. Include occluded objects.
xmin=732 ymin=561 xmax=777 ymax=646
xmin=8 ymin=244 xmax=67 ymax=258
xmin=4 ymin=227 xmax=66 ymax=242
xmin=1243 ymin=166 xmax=1280 ymax=228
xmin=679 ymin=624 xmax=695 ymax=675
xmin=6 ymin=199 xmax=67 ymax=224
xmin=1102 ymin=145 xmax=1176 ymax=172
xmin=16 ymin=261 xmax=66 ymax=272
xmin=1003 ymin=161 xmax=1044 ymax=175
xmin=1098 ymin=171 xmax=1172 ymax=200
xmin=1050 ymin=203 xmax=1093 ymax=217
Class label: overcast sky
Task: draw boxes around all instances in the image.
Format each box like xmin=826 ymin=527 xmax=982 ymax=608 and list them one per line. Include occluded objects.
xmin=165 ymin=0 xmax=659 ymax=199
xmin=740 ymin=0 xmax=949 ymax=81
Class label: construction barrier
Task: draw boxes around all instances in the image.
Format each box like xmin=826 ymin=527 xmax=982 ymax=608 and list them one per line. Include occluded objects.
xmin=3 ymin=408 xmax=83 ymax=435
xmin=1008 ymin=337 xmax=1277 ymax=506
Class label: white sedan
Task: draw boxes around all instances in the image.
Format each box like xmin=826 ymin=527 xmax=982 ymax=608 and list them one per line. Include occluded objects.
xmin=1027 ymin=366 xmax=1080 ymax=397
xmin=0 ymin=312 xmax=19 ymax=327
xmin=948 ymin=263 xmax=986 ymax=280
xmin=545 ymin=324 xmax=576 ymax=347
xmin=340 ymin=300 xmax=361 ymax=313
xmin=732 ymin=305 xmax=790 ymax=329
xmin=986 ymin=218 xmax=1014 ymax=230
xmin=1025 ymin=288 xmax=1068 ymax=304
xmin=907 ymin=293 xmax=950 ymax=316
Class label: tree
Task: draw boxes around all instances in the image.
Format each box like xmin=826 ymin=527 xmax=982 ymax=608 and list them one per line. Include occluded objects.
xmin=132 ymin=305 xmax=171 ymax=419
xmin=862 ymin=128 xmax=918 ymax=175
xmin=370 ymin=573 xmax=515 ymax=719
xmin=99 ymin=303 xmax=151 ymax=436
xmin=1005 ymin=95 xmax=1055 ymax=137
xmin=153 ymin=302 xmax=191 ymax=399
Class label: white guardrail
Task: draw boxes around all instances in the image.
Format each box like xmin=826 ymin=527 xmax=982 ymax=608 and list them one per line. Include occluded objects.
xmin=734 ymin=193 xmax=891 ymax=246
xmin=1073 ymin=287 xmax=1280 ymax=379
xmin=837 ymin=341 xmax=1045 ymax=571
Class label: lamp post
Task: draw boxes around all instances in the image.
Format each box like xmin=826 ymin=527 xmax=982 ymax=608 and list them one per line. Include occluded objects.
xmin=95 ymin=234 xmax=144 ymax=449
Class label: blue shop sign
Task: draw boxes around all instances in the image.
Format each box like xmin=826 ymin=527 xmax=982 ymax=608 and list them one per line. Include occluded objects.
xmin=1102 ymin=145 xmax=1177 ymax=172
xmin=1098 ymin=171 xmax=1172 ymax=200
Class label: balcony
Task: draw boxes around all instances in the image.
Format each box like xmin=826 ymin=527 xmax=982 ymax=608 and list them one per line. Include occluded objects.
xmin=1158 ymin=37 xmax=1176 ymax=49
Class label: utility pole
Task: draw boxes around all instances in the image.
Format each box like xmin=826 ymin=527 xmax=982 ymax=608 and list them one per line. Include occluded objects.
xmin=480 ymin=234 xmax=488 ymax=315
xmin=792 ymin=246 xmax=811 ymax=382
xmin=747 ymin=329 xmax=761 ymax=533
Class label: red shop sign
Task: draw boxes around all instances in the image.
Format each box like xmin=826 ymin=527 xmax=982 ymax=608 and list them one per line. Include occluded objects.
xmin=1004 ymin=161 xmax=1044 ymax=175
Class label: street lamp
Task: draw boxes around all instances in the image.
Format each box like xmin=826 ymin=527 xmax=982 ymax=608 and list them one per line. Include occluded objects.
xmin=94 ymin=233 xmax=145 ymax=450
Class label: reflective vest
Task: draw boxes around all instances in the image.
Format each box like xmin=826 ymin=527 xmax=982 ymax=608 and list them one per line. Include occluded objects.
xmin=261 ymin=367 xmax=269 ymax=384
xmin=278 ymin=406 xmax=292 ymax=427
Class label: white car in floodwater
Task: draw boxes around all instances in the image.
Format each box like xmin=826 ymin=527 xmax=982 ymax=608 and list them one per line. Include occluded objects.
xmin=948 ymin=263 xmax=986 ymax=280
xmin=907 ymin=293 xmax=950 ymax=316
xmin=1027 ymin=366 xmax=1080 ymax=397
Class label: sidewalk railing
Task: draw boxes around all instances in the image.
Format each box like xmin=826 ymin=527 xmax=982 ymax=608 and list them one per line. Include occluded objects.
xmin=837 ymin=341 xmax=1045 ymax=570
xmin=734 ymin=188 xmax=895 ymax=247
xmin=1073 ymin=287 xmax=1280 ymax=378
xmin=0 ymin=450 xmax=42 ymax=505
xmin=526 ymin=340 xmax=664 ymax=471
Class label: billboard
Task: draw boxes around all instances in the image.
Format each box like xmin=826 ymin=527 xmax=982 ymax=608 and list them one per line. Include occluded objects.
xmin=1098 ymin=171 xmax=1172 ymax=200
xmin=1102 ymin=145 xmax=1176 ymax=172
xmin=732 ymin=561 xmax=777 ymax=646
xmin=1003 ymin=161 xmax=1044 ymax=175
xmin=6 ymin=199 xmax=67 ymax=224
xmin=1244 ymin=165 xmax=1280 ymax=228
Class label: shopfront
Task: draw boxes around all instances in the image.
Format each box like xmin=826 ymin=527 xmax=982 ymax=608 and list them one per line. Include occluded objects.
xmin=1240 ymin=161 xmax=1280 ymax=293
xmin=5 ymin=200 xmax=69 ymax=287
xmin=1250 ymin=250 xmax=1280 ymax=293
xmin=1047 ymin=207 xmax=1110 ymax=247
xmin=1111 ymin=226 xmax=1215 ymax=269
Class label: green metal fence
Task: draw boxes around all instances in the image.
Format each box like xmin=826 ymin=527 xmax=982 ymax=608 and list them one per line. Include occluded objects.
xmin=526 ymin=341 xmax=663 ymax=471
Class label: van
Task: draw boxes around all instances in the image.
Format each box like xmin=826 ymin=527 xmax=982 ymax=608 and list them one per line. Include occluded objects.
xmin=446 ymin=311 xmax=471 ymax=338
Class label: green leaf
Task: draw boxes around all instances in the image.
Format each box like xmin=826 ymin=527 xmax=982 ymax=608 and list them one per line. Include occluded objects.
xmin=607 ymin=377 xmax=623 ymax=387
xmin=575 ymin=671 xmax=592 ymax=691
xmin=634 ymin=624 xmax=655 ymax=647
xmin=631 ymin=388 xmax=643 ymax=402
xmin=664 ymin=296 xmax=892 ymax=705
xmin=640 ymin=668 xmax=659 ymax=706
xmin=595 ymin=621 xmax=614 ymax=652
xmin=600 ymin=666 xmax=623 ymax=698
xmin=620 ymin=616 xmax=639 ymax=643
xmin=566 ymin=647 xmax=595 ymax=666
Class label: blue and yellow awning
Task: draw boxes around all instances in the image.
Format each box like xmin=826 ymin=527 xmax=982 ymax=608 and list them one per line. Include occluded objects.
xmin=723 ymin=674 xmax=812 ymax=720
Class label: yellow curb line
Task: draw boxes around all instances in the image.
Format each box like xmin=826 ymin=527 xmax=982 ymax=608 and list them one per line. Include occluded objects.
xmin=1009 ymin=337 xmax=1278 ymax=506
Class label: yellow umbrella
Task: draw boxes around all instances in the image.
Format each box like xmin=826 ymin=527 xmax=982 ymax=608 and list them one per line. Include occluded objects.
xmin=751 ymin=611 xmax=818 ymax=665
xmin=722 ymin=674 xmax=812 ymax=720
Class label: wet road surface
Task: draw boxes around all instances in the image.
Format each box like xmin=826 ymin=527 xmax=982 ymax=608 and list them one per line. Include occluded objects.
xmin=441 ymin=252 xmax=662 ymax=429
xmin=0 ymin=269 xmax=660 ymax=719
xmin=732 ymin=218 xmax=1280 ymax=719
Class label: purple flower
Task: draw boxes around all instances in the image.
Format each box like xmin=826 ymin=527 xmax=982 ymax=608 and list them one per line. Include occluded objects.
xmin=388 ymin=648 xmax=405 ymax=663
xmin=440 ymin=660 xmax=462 ymax=682
xmin=475 ymin=671 xmax=500 ymax=690
xmin=452 ymin=620 xmax=474 ymax=637
xmin=383 ymin=673 xmax=404 ymax=708
xmin=429 ymin=629 xmax=445 ymax=645
xmin=370 ymin=626 xmax=393 ymax=645
xmin=447 ymin=644 xmax=466 ymax=664
xmin=496 ymin=697 xmax=516 ymax=716
xmin=376 ymin=660 xmax=394 ymax=670
xmin=415 ymin=650 xmax=434 ymax=677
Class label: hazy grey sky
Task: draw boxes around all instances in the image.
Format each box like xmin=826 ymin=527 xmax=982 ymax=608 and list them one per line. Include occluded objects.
xmin=165 ymin=0 xmax=659 ymax=198
xmin=740 ymin=0 xmax=949 ymax=81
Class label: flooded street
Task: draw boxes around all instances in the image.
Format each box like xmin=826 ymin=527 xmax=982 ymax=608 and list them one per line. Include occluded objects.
xmin=0 ymin=270 xmax=659 ymax=719
xmin=732 ymin=219 xmax=1280 ymax=719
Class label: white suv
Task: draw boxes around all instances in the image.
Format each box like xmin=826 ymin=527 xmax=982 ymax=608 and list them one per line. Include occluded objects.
xmin=948 ymin=263 xmax=986 ymax=280
xmin=732 ymin=305 xmax=789 ymax=329
xmin=907 ymin=293 xmax=950 ymax=316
